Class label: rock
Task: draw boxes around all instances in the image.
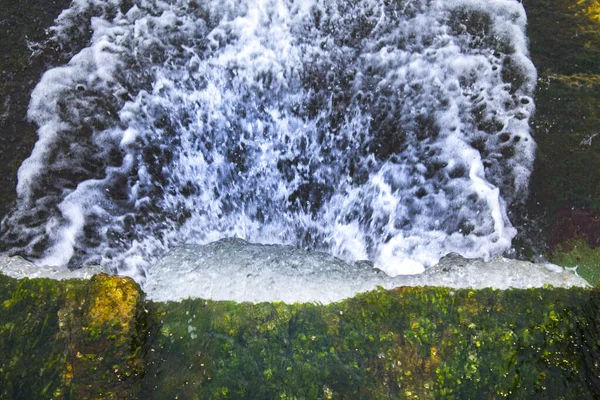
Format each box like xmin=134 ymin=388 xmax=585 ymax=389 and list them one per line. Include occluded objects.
xmin=143 ymin=285 xmax=600 ymax=399
xmin=0 ymin=266 xmax=599 ymax=398
xmin=0 ymin=272 xmax=145 ymax=398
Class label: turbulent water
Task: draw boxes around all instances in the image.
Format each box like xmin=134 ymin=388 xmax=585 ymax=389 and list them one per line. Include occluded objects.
xmin=141 ymin=239 xmax=587 ymax=303
xmin=0 ymin=239 xmax=589 ymax=303
xmin=1 ymin=0 xmax=536 ymax=280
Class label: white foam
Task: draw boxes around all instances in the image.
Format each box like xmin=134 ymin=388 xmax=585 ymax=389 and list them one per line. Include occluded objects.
xmin=0 ymin=239 xmax=588 ymax=304
xmin=0 ymin=255 xmax=105 ymax=280
xmin=142 ymin=239 xmax=588 ymax=303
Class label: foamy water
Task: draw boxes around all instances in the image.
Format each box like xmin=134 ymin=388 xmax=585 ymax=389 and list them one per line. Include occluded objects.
xmin=1 ymin=0 xmax=536 ymax=281
xmin=0 ymin=239 xmax=588 ymax=304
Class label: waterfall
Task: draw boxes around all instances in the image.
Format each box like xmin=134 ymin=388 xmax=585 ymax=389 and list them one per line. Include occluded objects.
xmin=1 ymin=0 xmax=536 ymax=281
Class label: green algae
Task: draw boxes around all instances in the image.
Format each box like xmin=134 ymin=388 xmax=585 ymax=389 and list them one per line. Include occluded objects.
xmin=0 ymin=273 xmax=146 ymax=399
xmin=0 ymin=272 xmax=599 ymax=398
xmin=0 ymin=275 xmax=74 ymax=398
xmin=143 ymin=286 xmax=600 ymax=399
xmin=552 ymin=238 xmax=600 ymax=286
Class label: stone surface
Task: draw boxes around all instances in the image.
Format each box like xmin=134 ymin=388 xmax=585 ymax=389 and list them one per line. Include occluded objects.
xmin=515 ymin=0 xmax=600 ymax=258
xmin=1 ymin=271 xmax=599 ymax=399
xmin=0 ymin=0 xmax=72 ymax=220
xmin=0 ymin=272 xmax=146 ymax=398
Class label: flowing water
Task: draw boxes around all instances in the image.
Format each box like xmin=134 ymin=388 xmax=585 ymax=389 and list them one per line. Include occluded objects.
xmin=0 ymin=0 xmax=537 ymax=282
xmin=0 ymin=238 xmax=589 ymax=303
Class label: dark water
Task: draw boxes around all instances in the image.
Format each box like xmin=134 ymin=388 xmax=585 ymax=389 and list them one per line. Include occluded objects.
xmin=0 ymin=0 xmax=73 ymax=218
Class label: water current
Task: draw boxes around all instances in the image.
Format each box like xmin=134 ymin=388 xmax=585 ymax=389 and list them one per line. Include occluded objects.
xmin=0 ymin=0 xmax=537 ymax=281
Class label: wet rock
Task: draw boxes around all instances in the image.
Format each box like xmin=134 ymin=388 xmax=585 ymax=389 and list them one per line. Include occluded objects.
xmin=0 ymin=0 xmax=72 ymax=220
xmin=0 ymin=268 xmax=598 ymax=398
xmin=143 ymin=285 xmax=600 ymax=399
xmin=0 ymin=272 xmax=145 ymax=398
xmin=518 ymin=0 xmax=600 ymax=256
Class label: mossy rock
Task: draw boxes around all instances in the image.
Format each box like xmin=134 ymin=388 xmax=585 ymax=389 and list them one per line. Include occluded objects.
xmin=515 ymin=0 xmax=600 ymax=253
xmin=0 ymin=273 xmax=146 ymax=399
xmin=142 ymin=286 xmax=600 ymax=399
xmin=1 ymin=271 xmax=599 ymax=398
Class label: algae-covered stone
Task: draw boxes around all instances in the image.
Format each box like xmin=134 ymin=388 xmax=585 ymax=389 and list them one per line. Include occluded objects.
xmin=0 ymin=273 xmax=145 ymax=399
xmin=1 ymin=270 xmax=599 ymax=398
xmin=61 ymin=274 xmax=146 ymax=399
xmin=142 ymin=286 xmax=600 ymax=399
xmin=0 ymin=274 xmax=76 ymax=398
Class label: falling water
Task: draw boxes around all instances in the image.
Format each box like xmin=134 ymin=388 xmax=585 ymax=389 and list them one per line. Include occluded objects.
xmin=0 ymin=0 xmax=537 ymax=281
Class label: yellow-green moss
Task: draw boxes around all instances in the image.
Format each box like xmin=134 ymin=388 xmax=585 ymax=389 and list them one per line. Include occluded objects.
xmin=141 ymin=286 xmax=600 ymax=399
xmin=87 ymin=274 xmax=142 ymax=335
xmin=0 ymin=273 xmax=146 ymax=399
xmin=576 ymin=0 xmax=600 ymax=22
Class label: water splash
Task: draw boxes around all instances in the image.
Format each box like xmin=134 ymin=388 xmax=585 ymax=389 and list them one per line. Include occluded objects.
xmin=1 ymin=0 xmax=536 ymax=280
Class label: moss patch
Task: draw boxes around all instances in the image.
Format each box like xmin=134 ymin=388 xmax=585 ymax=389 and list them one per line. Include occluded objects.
xmin=0 ymin=276 xmax=74 ymax=398
xmin=0 ymin=273 xmax=146 ymax=399
xmin=1 ymin=271 xmax=599 ymax=398
xmin=62 ymin=274 xmax=146 ymax=399
xmin=552 ymin=238 xmax=600 ymax=286
xmin=143 ymin=286 xmax=600 ymax=399
xmin=86 ymin=274 xmax=142 ymax=335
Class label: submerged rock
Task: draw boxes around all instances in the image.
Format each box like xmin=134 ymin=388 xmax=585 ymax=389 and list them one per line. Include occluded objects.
xmin=1 ymin=270 xmax=598 ymax=399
